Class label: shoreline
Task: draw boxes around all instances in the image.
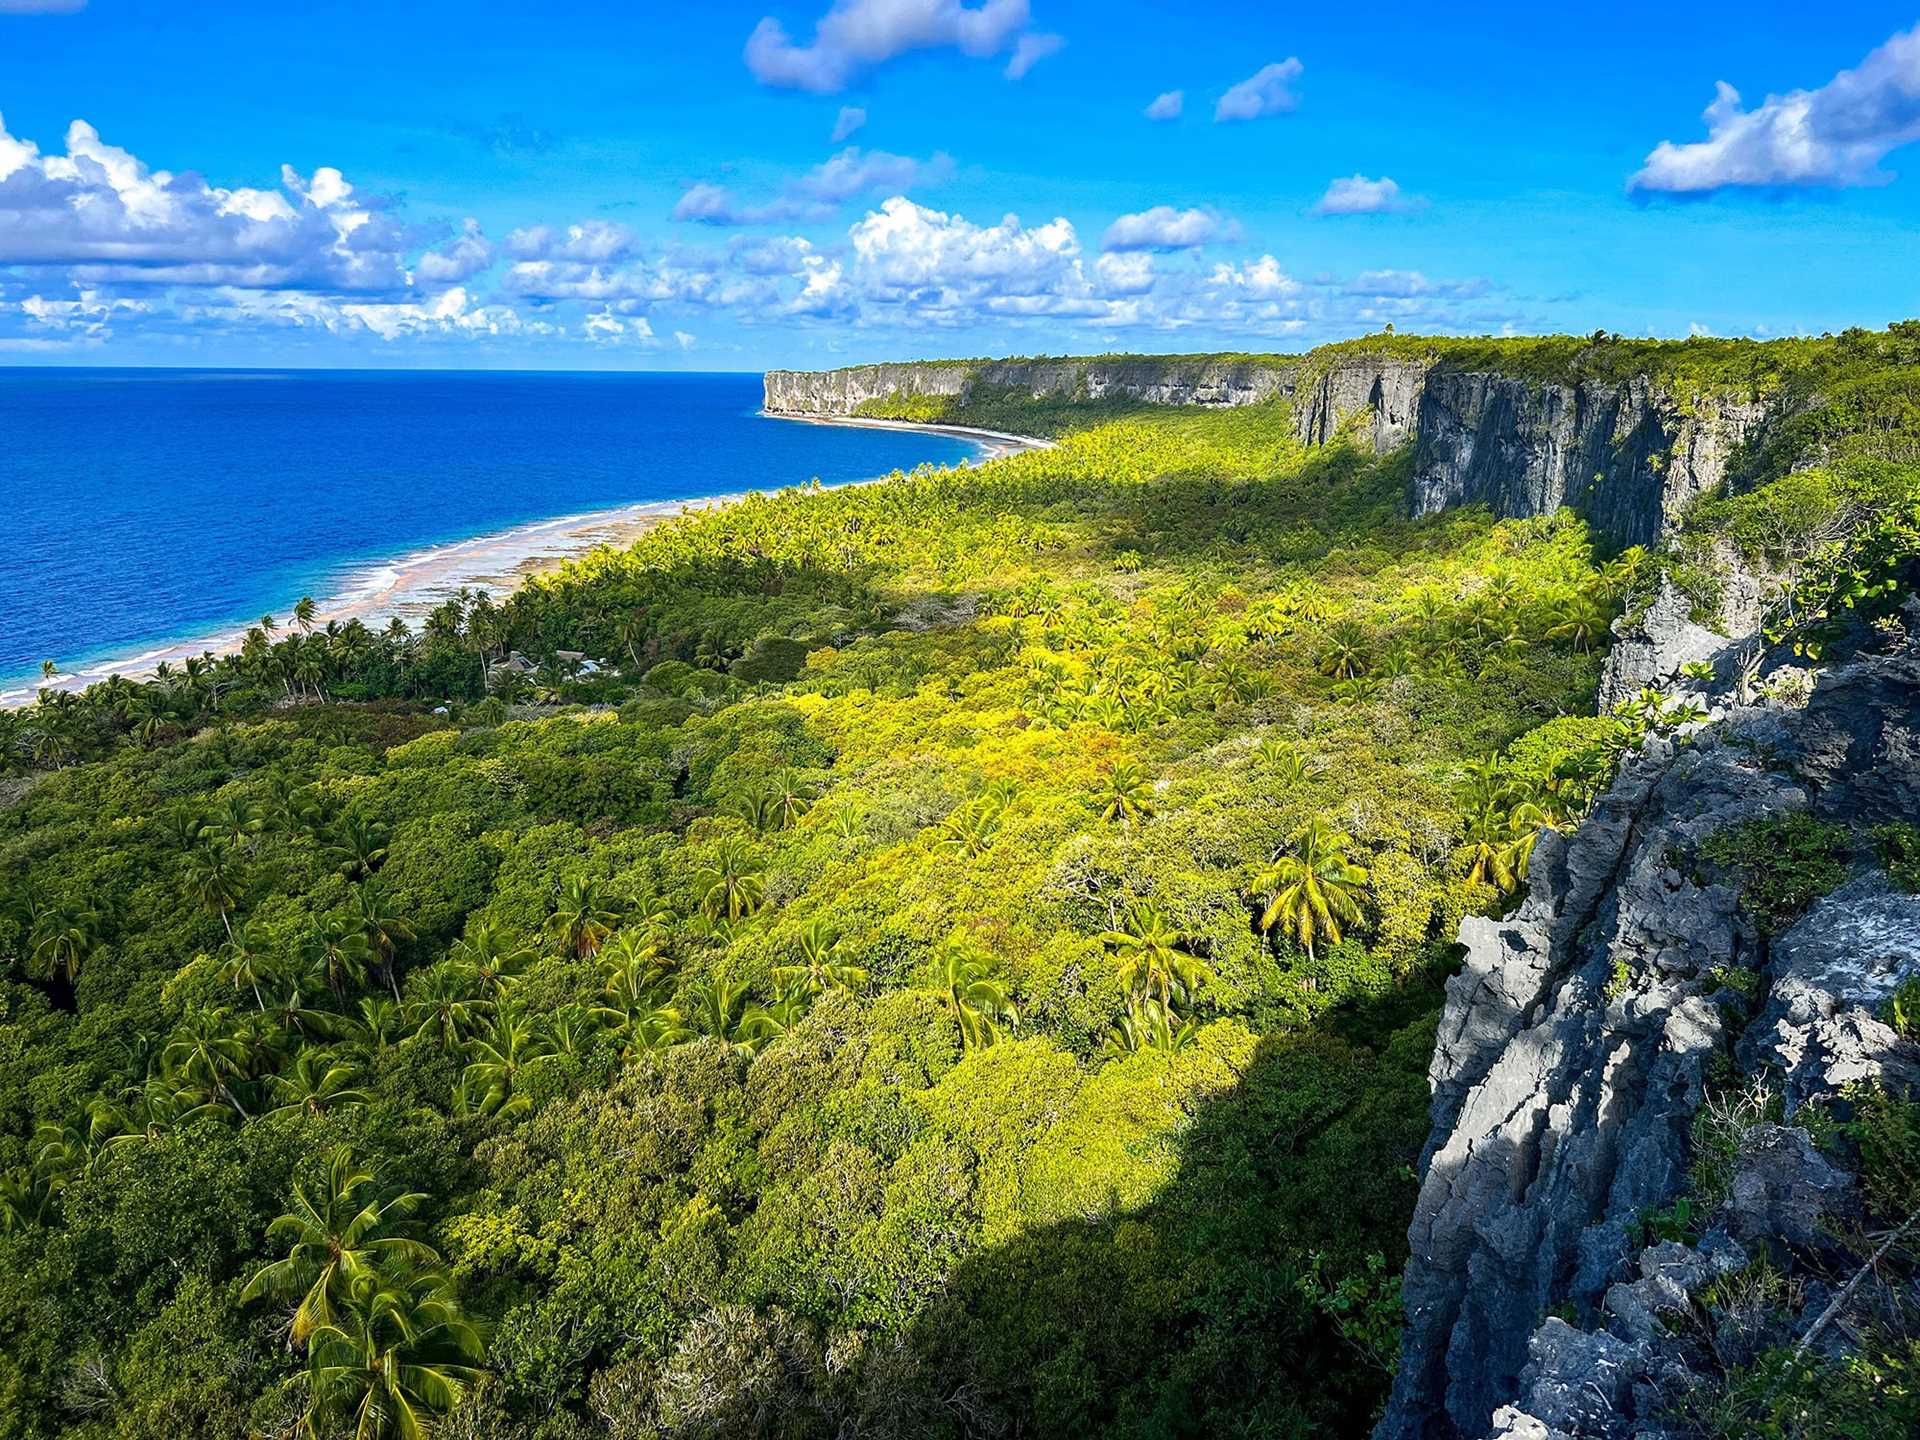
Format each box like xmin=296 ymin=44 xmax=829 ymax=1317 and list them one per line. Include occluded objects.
xmin=3 ymin=414 xmax=1048 ymax=708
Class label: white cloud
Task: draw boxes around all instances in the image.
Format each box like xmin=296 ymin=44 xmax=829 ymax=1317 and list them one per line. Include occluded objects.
xmin=831 ymin=105 xmax=867 ymax=142
xmin=505 ymin=219 xmax=636 ymax=263
xmin=1004 ymin=31 xmax=1062 ymax=80
xmin=674 ymin=329 xmax=697 ymax=349
xmin=1215 ymin=60 xmax=1303 ymax=122
xmin=583 ymin=309 xmax=655 ymax=344
xmin=0 ymin=114 xmax=410 ymax=291
xmin=1094 ymin=250 xmax=1153 ymax=294
xmin=1144 ymin=90 xmax=1183 ymax=121
xmin=1314 ymin=174 xmax=1419 ymax=215
xmin=1341 ymin=268 xmax=1486 ymax=300
xmin=673 ymin=146 xmax=948 ymax=226
xmin=0 ymin=0 xmax=86 ymax=11
xmin=1208 ymin=254 xmax=1299 ymax=299
xmin=19 ymin=289 xmax=145 ymax=337
xmin=1101 ymin=205 xmax=1229 ymax=251
xmin=745 ymin=0 xmax=1040 ymax=93
xmin=413 ymin=218 xmax=494 ymax=284
xmin=1632 ymin=24 xmax=1920 ymax=194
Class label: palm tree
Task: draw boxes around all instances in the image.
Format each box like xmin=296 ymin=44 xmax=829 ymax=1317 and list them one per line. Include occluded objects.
xmin=773 ymin=917 xmax=868 ymax=995
xmin=201 ymin=794 xmax=264 ymax=850
xmin=292 ymin=595 xmax=318 ymax=634
xmin=20 ymin=894 xmax=107 ymax=986
xmin=1100 ymin=900 xmax=1208 ymax=1015
xmin=218 ymin=918 xmax=271 ymax=1009
xmin=459 ymin=1011 xmax=553 ymax=1118
xmin=1253 ymin=819 xmax=1371 ymax=964
xmin=161 ymin=1009 xmax=253 ymax=1120
xmin=185 ymin=840 xmax=248 ymax=942
xmin=404 ymin=963 xmax=487 ymax=1051
xmin=679 ymin=976 xmax=761 ymax=1055
xmin=268 ymin=1052 xmax=370 ymax=1118
xmin=351 ymin=996 xmax=404 ymax=1057
xmin=1316 ymin=621 xmax=1372 ymax=681
xmin=928 ymin=932 xmax=1017 ymax=1049
xmin=939 ymin=797 xmax=1003 ymax=856
xmin=302 ymin=1267 xmax=488 ymax=1439
xmin=304 ymin=915 xmax=375 ymax=996
xmin=768 ymin=769 xmax=813 ymax=830
xmin=544 ymin=874 xmax=621 ymax=958
xmin=447 ymin=919 xmax=536 ymax=998
xmin=694 ymin=838 xmax=764 ymax=922
xmin=354 ymin=884 xmax=416 ymax=1000
xmin=1097 ymin=761 xmax=1155 ymax=825
xmin=327 ymin=816 xmax=391 ymax=881
xmin=241 ymin=1147 xmax=438 ymax=1345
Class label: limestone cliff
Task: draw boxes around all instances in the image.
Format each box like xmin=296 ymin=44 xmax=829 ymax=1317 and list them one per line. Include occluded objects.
xmin=764 ymin=353 xmax=1777 ymax=548
xmin=1374 ymin=628 xmax=1920 ymax=1440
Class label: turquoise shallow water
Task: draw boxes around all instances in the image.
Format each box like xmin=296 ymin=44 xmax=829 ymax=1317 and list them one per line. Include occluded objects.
xmin=0 ymin=369 xmax=978 ymax=693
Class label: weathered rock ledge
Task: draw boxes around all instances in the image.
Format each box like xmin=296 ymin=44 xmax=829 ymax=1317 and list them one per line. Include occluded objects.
xmin=1374 ymin=640 xmax=1920 ymax=1440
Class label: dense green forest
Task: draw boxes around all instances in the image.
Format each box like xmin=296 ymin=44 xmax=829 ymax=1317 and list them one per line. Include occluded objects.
xmin=3 ymin=342 xmax=1917 ymax=1438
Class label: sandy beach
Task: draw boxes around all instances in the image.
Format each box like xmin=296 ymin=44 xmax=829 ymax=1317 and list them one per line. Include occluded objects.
xmin=6 ymin=415 xmax=1048 ymax=706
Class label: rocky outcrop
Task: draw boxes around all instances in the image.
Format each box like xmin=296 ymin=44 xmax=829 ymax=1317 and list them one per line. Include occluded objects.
xmin=1376 ymin=642 xmax=1920 ymax=1440
xmin=765 ymin=353 xmax=1780 ymax=547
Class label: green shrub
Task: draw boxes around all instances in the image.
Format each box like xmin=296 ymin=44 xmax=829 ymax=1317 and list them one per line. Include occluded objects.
xmin=1700 ymin=812 xmax=1852 ymax=931
xmin=1874 ymin=821 xmax=1920 ymax=892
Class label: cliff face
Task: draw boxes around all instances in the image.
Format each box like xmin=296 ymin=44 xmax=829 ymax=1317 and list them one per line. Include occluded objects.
xmin=764 ymin=355 xmax=1776 ymax=548
xmin=1374 ymin=632 xmax=1920 ymax=1440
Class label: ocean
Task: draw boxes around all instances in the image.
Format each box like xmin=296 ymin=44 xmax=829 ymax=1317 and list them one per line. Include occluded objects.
xmin=0 ymin=369 xmax=982 ymax=698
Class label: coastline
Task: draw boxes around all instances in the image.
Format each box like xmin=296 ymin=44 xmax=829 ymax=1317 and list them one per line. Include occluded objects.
xmin=4 ymin=414 xmax=1048 ymax=707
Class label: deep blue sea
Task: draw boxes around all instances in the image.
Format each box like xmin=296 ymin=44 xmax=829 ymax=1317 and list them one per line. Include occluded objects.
xmin=0 ymin=369 xmax=978 ymax=695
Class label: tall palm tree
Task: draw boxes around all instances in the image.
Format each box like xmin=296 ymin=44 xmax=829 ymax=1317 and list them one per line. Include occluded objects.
xmin=694 ymin=838 xmax=764 ymax=922
xmin=679 ymin=975 xmax=761 ymax=1056
xmin=354 ymin=884 xmax=416 ymax=1000
xmin=404 ymin=963 xmax=487 ymax=1052
xmin=241 ymin=1147 xmax=438 ymax=1345
xmin=545 ymin=874 xmax=621 ymax=959
xmin=21 ymin=895 xmax=107 ymax=987
xmin=292 ymin=595 xmax=318 ymax=634
xmin=1253 ymin=819 xmax=1371 ymax=964
xmin=448 ymin=919 xmax=536 ymax=999
xmin=161 ymin=1009 xmax=253 ymax=1120
xmin=303 ymin=915 xmax=375 ymax=996
xmin=201 ymin=794 xmax=264 ymax=850
xmin=1097 ymin=761 xmax=1155 ymax=825
xmin=303 ymin=1267 xmax=488 ymax=1440
xmin=773 ymin=917 xmax=867 ymax=995
xmin=218 ymin=918 xmax=271 ymax=1009
xmin=268 ymin=1052 xmax=370 ymax=1118
xmin=327 ymin=816 xmax=391 ymax=881
xmin=185 ymin=840 xmax=248 ymax=942
xmin=928 ymin=932 xmax=1017 ymax=1049
xmin=458 ymin=1011 xmax=553 ymax=1118
xmin=1100 ymin=900 xmax=1208 ymax=1015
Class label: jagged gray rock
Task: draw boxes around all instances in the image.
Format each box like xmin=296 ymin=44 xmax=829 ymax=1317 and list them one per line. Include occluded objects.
xmin=1723 ymin=1124 xmax=1858 ymax=1251
xmin=1378 ymin=648 xmax=1920 ymax=1440
xmin=1596 ymin=578 xmax=1734 ymax=713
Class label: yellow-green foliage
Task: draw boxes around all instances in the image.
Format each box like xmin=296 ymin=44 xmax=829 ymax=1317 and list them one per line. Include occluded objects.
xmin=0 ymin=405 xmax=1629 ymax=1437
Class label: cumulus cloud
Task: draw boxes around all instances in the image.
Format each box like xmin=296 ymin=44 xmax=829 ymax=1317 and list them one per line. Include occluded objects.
xmin=1144 ymin=90 xmax=1183 ymax=121
xmin=673 ymin=146 xmax=948 ymax=226
xmin=1215 ymin=60 xmax=1303 ymax=122
xmin=1632 ymin=24 xmax=1920 ymax=193
xmin=745 ymin=0 xmax=1041 ymax=93
xmin=1101 ymin=205 xmax=1233 ymax=251
xmin=1004 ymin=31 xmax=1062 ymax=79
xmin=1093 ymin=250 xmax=1154 ymax=294
xmin=0 ymin=114 xmax=411 ymax=291
xmin=1314 ymin=174 xmax=1419 ymax=215
xmin=414 ymin=218 xmax=494 ymax=284
xmin=1208 ymin=254 xmax=1300 ymax=299
xmin=831 ymin=105 xmax=867 ymax=142
xmin=504 ymin=220 xmax=636 ymax=263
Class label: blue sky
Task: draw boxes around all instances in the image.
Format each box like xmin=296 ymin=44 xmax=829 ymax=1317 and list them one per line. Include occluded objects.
xmin=2 ymin=0 xmax=1919 ymax=369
